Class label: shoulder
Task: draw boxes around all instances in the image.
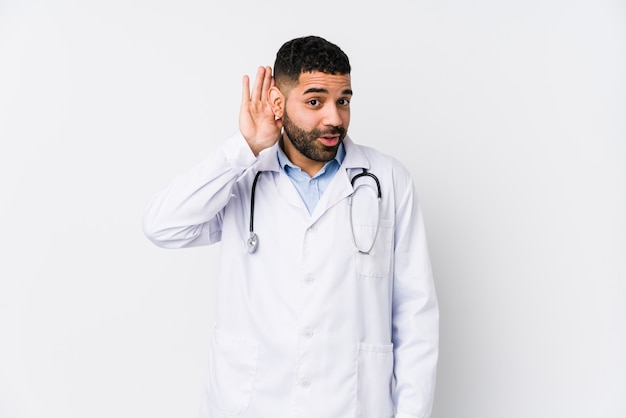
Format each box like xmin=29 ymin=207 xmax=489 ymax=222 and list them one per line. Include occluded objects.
xmin=346 ymin=138 xmax=421 ymax=217
xmin=346 ymin=137 xmax=413 ymax=182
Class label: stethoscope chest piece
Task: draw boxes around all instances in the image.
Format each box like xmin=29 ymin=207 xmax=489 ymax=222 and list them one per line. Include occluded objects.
xmin=247 ymin=232 xmax=258 ymax=254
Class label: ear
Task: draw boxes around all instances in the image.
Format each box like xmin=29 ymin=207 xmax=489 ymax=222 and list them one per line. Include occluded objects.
xmin=268 ymin=86 xmax=285 ymax=119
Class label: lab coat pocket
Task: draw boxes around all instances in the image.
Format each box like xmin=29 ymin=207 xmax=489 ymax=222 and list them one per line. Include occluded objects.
xmin=357 ymin=342 xmax=394 ymax=418
xmin=207 ymin=328 xmax=259 ymax=416
xmin=353 ymin=219 xmax=393 ymax=278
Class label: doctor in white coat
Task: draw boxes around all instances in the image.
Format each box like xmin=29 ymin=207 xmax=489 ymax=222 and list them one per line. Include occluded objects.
xmin=143 ymin=36 xmax=439 ymax=418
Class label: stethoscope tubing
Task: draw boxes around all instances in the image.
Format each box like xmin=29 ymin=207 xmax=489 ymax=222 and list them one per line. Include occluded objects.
xmin=349 ymin=169 xmax=382 ymax=255
xmin=247 ymin=171 xmax=262 ymax=253
xmin=247 ymin=168 xmax=381 ymax=254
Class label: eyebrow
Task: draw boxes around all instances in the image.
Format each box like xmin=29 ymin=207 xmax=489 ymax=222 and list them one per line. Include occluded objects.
xmin=302 ymin=87 xmax=353 ymax=96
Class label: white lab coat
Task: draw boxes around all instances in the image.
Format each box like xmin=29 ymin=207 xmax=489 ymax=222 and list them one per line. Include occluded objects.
xmin=142 ymin=133 xmax=439 ymax=418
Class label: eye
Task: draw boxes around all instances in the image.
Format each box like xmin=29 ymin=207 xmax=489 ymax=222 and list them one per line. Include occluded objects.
xmin=338 ymin=98 xmax=350 ymax=106
xmin=307 ymin=99 xmax=320 ymax=107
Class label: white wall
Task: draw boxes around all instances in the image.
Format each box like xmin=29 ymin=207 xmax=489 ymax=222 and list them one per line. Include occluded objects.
xmin=1 ymin=1 xmax=624 ymax=417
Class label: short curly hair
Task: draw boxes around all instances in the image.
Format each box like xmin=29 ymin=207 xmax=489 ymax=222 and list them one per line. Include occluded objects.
xmin=273 ymin=36 xmax=351 ymax=88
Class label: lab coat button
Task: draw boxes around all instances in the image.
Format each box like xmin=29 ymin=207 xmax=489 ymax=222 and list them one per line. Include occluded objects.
xmin=299 ymin=378 xmax=311 ymax=388
xmin=303 ymin=276 xmax=315 ymax=284
xmin=302 ymin=328 xmax=314 ymax=338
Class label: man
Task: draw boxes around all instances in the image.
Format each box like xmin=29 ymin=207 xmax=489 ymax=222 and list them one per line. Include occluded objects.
xmin=143 ymin=35 xmax=438 ymax=418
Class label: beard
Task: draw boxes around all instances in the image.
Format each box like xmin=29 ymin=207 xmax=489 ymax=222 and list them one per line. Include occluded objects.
xmin=282 ymin=109 xmax=347 ymax=163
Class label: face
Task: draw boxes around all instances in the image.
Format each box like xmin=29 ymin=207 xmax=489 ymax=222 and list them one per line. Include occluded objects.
xmin=277 ymin=71 xmax=352 ymax=173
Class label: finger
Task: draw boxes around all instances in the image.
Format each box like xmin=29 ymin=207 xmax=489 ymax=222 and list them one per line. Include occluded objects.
xmin=260 ymin=66 xmax=272 ymax=102
xmin=241 ymin=74 xmax=250 ymax=106
xmin=251 ymin=66 xmax=265 ymax=102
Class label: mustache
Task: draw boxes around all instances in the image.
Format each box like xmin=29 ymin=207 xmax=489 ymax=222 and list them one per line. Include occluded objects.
xmin=316 ymin=127 xmax=346 ymax=136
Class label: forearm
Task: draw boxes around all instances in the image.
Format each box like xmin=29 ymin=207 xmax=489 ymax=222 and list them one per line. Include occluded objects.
xmin=392 ymin=285 xmax=439 ymax=418
xmin=142 ymin=132 xmax=257 ymax=248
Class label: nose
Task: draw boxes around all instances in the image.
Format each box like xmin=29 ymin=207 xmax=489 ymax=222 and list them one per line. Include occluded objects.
xmin=322 ymin=103 xmax=343 ymax=127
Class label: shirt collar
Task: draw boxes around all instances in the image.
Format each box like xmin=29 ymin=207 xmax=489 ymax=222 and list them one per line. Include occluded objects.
xmin=256 ymin=135 xmax=367 ymax=173
xmin=276 ymin=141 xmax=346 ymax=177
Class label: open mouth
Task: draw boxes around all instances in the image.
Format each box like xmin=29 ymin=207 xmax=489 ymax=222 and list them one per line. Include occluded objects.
xmin=319 ymin=136 xmax=340 ymax=146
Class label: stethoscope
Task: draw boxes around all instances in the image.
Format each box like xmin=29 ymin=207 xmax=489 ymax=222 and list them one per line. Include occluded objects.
xmin=247 ymin=168 xmax=382 ymax=255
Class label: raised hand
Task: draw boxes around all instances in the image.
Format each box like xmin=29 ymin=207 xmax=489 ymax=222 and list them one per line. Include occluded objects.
xmin=239 ymin=66 xmax=283 ymax=155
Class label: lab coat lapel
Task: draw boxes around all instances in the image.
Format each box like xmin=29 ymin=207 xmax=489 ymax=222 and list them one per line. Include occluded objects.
xmin=257 ymin=142 xmax=308 ymax=212
xmin=276 ymin=171 xmax=308 ymax=210
xmin=310 ymin=136 xmax=370 ymax=223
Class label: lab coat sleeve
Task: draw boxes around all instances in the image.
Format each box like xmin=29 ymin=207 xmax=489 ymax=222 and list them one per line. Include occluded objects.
xmin=142 ymin=132 xmax=257 ymax=248
xmin=391 ymin=171 xmax=439 ymax=418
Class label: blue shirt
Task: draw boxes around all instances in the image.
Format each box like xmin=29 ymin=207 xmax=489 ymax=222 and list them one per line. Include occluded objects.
xmin=277 ymin=143 xmax=346 ymax=214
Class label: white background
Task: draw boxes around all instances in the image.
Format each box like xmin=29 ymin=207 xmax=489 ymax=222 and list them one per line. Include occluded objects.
xmin=1 ymin=1 xmax=624 ymax=417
